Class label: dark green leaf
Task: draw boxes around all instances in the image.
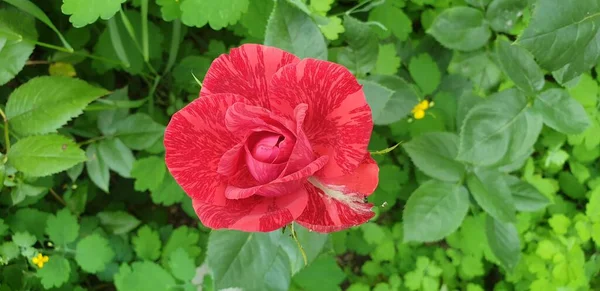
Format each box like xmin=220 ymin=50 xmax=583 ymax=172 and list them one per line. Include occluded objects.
xmin=403 ymin=132 xmax=465 ymax=182
xmin=408 ymin=53 xmax=441 ymax=95
xmin=168 ymin=248 xmax=196 ymax=282
xmin=337 ymin=16 xmax=378 ymax=76
xmin=98 ymin=138 xmax=135 ymax=178
xmin=467 ymin=168 xmax=516 ymax=223
xmin=362 ymin=75 xmax=420 ymax=125
xmin=403 ymin=180 xmax=470 ymax=243
xmin=114 ymin=261 xmax=176 ymax=291
xmin=485 ymin=215 xmax=521 ymax=272
xmin=534 ymin=89 xmax=591 ymax=134
xmin=37 ymin=255 xmax=70 ymax=289
xmin=8 ymin=134 xmax=86 ymax=177
xmin=0 ymin=9 xmax=38 ymax=85
xmin=131 ymin=156 xmax=166 ymax=192
xmin=486 ymin=0 xmax=528 ymax=33
xmin=45 ymin=209 xmax=79 ymax=245
xmin=495 ymin=39 xmax=544 ymax=95
xmin=428 ymin=7 xmax=491 ymax=51
xmin=75 ymin=234 xmax=115 ymax=273
xmin=97 ymin=211 xmax=141 ymax=235
xmin=505 ymin=175 xmax=550 ymax=212
xmin=265 ymin=0 xmax=327 ymax=60
xmin=86 ymin=143 xmax=109 ymax=193
xmin=115 ymin=113 xmax=165 ymax=150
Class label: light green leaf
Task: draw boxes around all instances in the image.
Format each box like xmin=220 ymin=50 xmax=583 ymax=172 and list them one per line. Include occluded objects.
xmin=319 ymin=16 xmax=344 ymax=41
xmin=131 ymin=156 xmax=166 ymax=192
xmin=518 ymin=0 xmax=600 ymax=71
xmin=61 ymin=0 xmax=126 ymax=27
xmin=156 ymin=0 xmax=181 ymax=21
xmin=132 ymin=225 xmax=161 ymax=261
xmin=239 ymin=0 xmax=273 ymax=38
xmin=172 ymin=55 xmax=211 ymax=93
xmin=98 ymin=138 xmax=135 ymax=178
xmin=467 ymin=168 xmax=516 ymax=223
xmin=485 ymin=215 xmax=520 ymax=271
xmin=86 ymin=143 xmax=109 ymax=192
xmin=534 ymin=89 xmax=591 ymax=134
xmin=587 ymin=186 xmax=600 ymax=222
xmin=11 ymin=182 xmax=45 ymax=205
xmin=75 ymin=234 xmax=115 ymax=273
xmin=403 ymin=132 xmax=465 ymax=182
xmin=12 ymin=231 xmax=36 ymax=247
xmin=495 ymin=38 xmax=544 ymax=95
xmin=7 ymin=208 xmax=49 ymax=240
xmin=428 ymin=7 xmax=491 ymax=51
xmin=114 ymin=113 xmax=165 ymax=150
xmin=408 ymin=53 xmax=441 ymax=95
xmin=169 ymin=248 xmax=196 ymax=282
xmin=362 ymin=75 xmax=420 ymax=125
xmin=403 ymin=180 xmax=470 ymax=243
xmin=37 ymin=255 xmax=70 ymax=289
xmin=97 ymin=87 xmax=129 ymax=135
xmin=0 ymin=9 xmax=38 ymax=86
xmin=292 ymin=255 xmax=346 ymax=291
xmin=265 ymin=0 xmax=327 ymax=60
xmin=505 ymin=175 xmax=550 ymax=212
xmin=457 ymin=88 xmax=529 ymax=166
xmin=5 ymin=76 xmax=109 ymax=136
xmin=97 ymin=211 xmax=141 ymax=235
xmin=373 ymin=43 xmax=401 ymax=75
xmin=115 ymin=261 xmax=176 ymax=291
xmin=180 ymin=0 xmax=249 ymax=30
xmin=8 ymin=134 xmax=85 ymax=177
xmin=368 ymin=0 xmax=412 ymax=40
xmin=465 ymin=0 xmax=491 ymax=8
xmin=486 ymin=0 xmax=528 ymax=33
xmin=45 ymin=209 xmax=79 ymax=245
xmin=161 ymin=226 xmax=201 ymax=266
xmin=448 ymin=51 xmax=502 ymax=93
xmin=151 ymin=174 xmax=185 ymax=206
xmin=337 ymin=16 xmax=378 ymax=76
xmin=553 ymin=31 xmax=600 ymax=85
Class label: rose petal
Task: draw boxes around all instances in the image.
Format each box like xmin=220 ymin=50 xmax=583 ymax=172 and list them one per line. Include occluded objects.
xmin=295 ymin=156 xmax=379 ymax=233
xmin=269 ymin=58 xmax=373 ymax=178
xmin=202 ymin=44 xmax=300 ymax=108
xmin=165 ymin=93 xmax=250 ymax=203
xmin=245 ymin=145 xmax=286 ymax=184
xmin=192 ymin=185 xmax=309 ymax=232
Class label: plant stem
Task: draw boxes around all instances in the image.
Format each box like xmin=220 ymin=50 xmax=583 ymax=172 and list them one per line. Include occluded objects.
xmin=33 ymin=41 xmax=124 ymax=66
xmin=291 ymin=223 xmax=308 ymax=266
xmin=0 ymin=108 xmax=10 ymax=152
xmin=148 ymin=75 xmax=161 ymax=115
xmin=48 ymin=188 xmax=67 ymax=207
xmin=77 ymin=136 xmax=107 ymax=146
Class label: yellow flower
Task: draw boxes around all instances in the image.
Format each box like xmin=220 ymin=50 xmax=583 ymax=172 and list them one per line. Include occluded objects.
xmin=411 ymin=100 xmax=431 ymax=120
xmin=32 ymin=253 xmax=49 ymax=268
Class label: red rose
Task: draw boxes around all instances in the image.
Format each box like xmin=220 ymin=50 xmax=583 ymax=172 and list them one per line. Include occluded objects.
xmin=164 ymin=44 xmax=379 ymax=233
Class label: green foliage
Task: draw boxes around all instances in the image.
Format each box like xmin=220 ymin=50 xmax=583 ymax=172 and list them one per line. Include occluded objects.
xmin=1 ymin=0 xmax=600 ymax=290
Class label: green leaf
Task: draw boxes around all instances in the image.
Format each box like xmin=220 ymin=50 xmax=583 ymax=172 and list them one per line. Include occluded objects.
xmin=362 ymin=75 xmax=420 ymax=125
xmin=486 ymin=0 xmax=528 ymax=33
xmin=45 ymin=209 xmax=79 ymax=245
xmin=467 ymin=168 xmax=516 ymax=223
xmin=0 ymin=9 xmax=38 ymax=86
xmin=428 ymin=7 xmax=491 ymax=51
xmin=132 ymin=225 xmax=161 ymax=261
xmin=156 ymin=0 xmax=181 ymax=21
xmin=161 ymin=226 xmax=201 ymax=267
xmin=517 ymin=0 xmax=600 ymax=71
xmin=292 ymin=255 xmax=346 ymax=291
xmin=61 ymin=0 xmax=126 ymax=27
xmin=8 ymin=134 xmax=86 ymax=177
xmin=98 ymin=138 xmax=135 ymax=178
xmin=180 ymin=0 xmax=248 ymax=30
xmin=553 ymin=32 xmax=600 ymax=85
xmin=131 ymin=156 xmax=166 ymax=192
xmin=97 ymin=211 xmax=141 ymax=235
xmin=265 ymin=0 xmax=327 ymax=60
xmin=12 ymin=231 xmax=36 ymax=247
xmin=533 ymin=89 xmax=590 ymax=134
xmin=495 ymin=38 xmax=545 ymax=95
xmin=86 ymin=143 xmax=109 ymax=192
xmin=5 ymin=76 xmax=109 ymax=136
xmin=11 ymin=182 xmax=45 ymax=205
xmin=97 ymin=87 xmax=129 ymax=135
xmin=114 ymin=261 xmax=176 ymax=291
xmin=403 ymin=132 xmax=465 ymax=182
xmin=485 ymin=215 xmax=520 ymax=272
xmin=368 ymin=0 xmax=412 ymax=40
xmin=7 ymin=208 xmax=49 ymax=240
xmin=37 ymin=255 xmax=70 ymax=289
xmin=408 ymin=53 xmax=441 ymax=96
xmin=168 ymin=248 xmax=196 ymax=282
xmin=172 ymin=55 xmax=211 ymax=93
xmin=337 ymin=15 xmax=378 ymax=76
xmin=4 ymin=0 xmax=72 ymax=51
xmin=114 ymin=113 xmax=165 ymax=150
xmin=505 ymin=175 xmax=550 ymax=212
xmin=239 ymin=0 xmax=273 ymax=39
xmin=319 ymin=16 xmax=345 ymax=41
xmin=373 ymin=43 xmax=401 ymax=75
xmin=208 ymin=230 xmax=299 ymax=291
xmin=457 ymin=88 xmax=529 ymax=166
xmin=151 ymin=174 xmax=185 ymax=206
xmin=403 ymin=180 xmax=470 ymax=243
xmin=75 ymin=234 xmax=115 ymax=273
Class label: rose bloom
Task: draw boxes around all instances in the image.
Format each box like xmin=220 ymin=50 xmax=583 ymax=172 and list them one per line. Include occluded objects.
xmin=164 ymin=44 xmax=379 ymax=233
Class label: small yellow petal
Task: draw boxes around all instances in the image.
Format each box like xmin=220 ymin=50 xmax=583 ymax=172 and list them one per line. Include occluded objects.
xmin=32 ymin=257 xmax=39 ymax=264
xmin=37 ymin=262 xmax=44 ymax=268
xmin=414 ymin=110 xmax=425 ymax=119
xmin=42 ymin=256 xmax=49 ymax=262
xmin=419 ymin=100 xmax=430 ymax=110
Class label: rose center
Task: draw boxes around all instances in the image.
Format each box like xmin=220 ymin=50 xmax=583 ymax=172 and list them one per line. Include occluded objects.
xmin=248 ymin=132 xmax=285 ymax=163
